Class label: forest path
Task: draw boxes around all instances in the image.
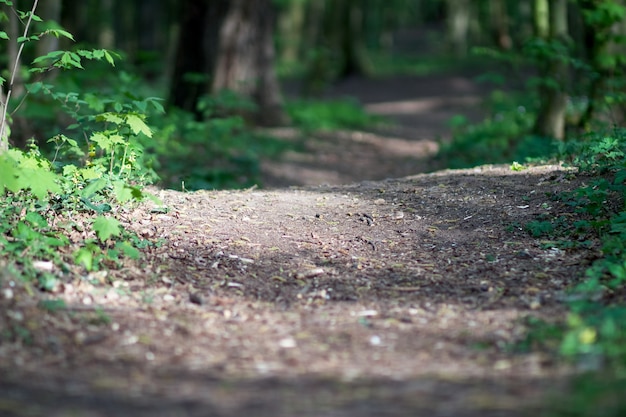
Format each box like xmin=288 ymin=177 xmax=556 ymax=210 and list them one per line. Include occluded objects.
xmin=0 ymin=73 xmax=591 ymax=417
xmin=261 ymin=71 xmax=492 ymax=187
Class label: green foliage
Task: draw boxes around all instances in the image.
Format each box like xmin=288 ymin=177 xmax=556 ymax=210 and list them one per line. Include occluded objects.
xmin=286 ymin=98 xmax=384 ymax=132
xmin=518 ymin=128 xmax=626 ymax=375
xmin=0 ymin=3 xmax=157 ymax=288
xmin=0 ymin=147 xmax=61 ymax=198
xmin=545 ymin=373 xmax=626 ymax=417
xmin=151 ymin=91 xmax=294 ymax=190
xmin=438 ymin=90 xmax=558 ymax=168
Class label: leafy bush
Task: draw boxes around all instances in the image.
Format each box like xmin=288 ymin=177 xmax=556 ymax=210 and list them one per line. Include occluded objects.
xmin=0 ymin=2 xmax=157 ymax=286
xmin=519 ymin=129 xmax=626 ymax=374
xmin=286 ymin=98 xmax=384 ymax=132
xmin=150 ymin=91 xmax=294 ymax=190
xmin=438 ymin=90 xmax=559 ymax=168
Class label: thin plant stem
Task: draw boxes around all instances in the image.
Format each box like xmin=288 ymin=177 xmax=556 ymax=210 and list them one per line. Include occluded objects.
xmin=0 ymin=0 xmax=40 ymax=149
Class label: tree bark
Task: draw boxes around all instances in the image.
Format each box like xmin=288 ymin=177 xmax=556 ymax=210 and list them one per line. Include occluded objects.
xmin=169 ymin=0 xmax=208 ymax=113
xmin=490 ymin=0 xmax=512 ymax=49
xmin=211 ymin=0 xmax=288 ymax=126
xmin=533 ymin=0 xmax=569 ymax=140
xmin=446 ymin=0 xmax=471 ymax=57
xmin=577 ymin=0 xmax=625 ymax=129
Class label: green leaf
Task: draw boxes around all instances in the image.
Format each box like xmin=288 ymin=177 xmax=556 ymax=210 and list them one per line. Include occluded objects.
xmin=148 ymin=98 xmax=165 ymax=113
xmin=59 ymin=51 xmax=83 ymax=69
xmin=25 ymin=212 xmax=48 ymax=228
xmin=93 ymin=216 xmax=121 ymax=242
xmin=99 ymin=112 xmax=124 ymax=125
xmin=26 ymin=81 xmax=44 ymax=94
xmin=81 ymin=178 xmax=108 ymax=198
xmin=80 ymin=198 xmax=111 ymax=213
xmin=78 ymin=166 xmax=103 ymax=180
xmin=113 ymin=181 xmax=133 ymax=203
xmin=38 ymin=299 xmax=67 ymax=312
xmin=126 ymin=114 xmax=152 ymax=137
xmin=103 ymin=50 xmax=116 ymax=66
xmin=16 ymin=165 xmax=61 ymax=199
xmin=38 ymin=274 xmax=57 ymax=291
xmin=48 ymin=29 xmax=75 ymax=41
xmin=117 ymin=241 xmax=140 ymax=260
xmin=74 ymin=247 xmax=94 ymax=271
xmin=0 ymin=155 xmax=20 ymax=193
xmin=0 ymin=31 xmax=9 ymax=40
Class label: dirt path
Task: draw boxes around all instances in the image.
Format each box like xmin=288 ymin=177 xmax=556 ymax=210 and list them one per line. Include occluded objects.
xmin=261 ymin=72 xmax=491 ymax=187
xmin=0 ymin=75 xmax=592 ymax=417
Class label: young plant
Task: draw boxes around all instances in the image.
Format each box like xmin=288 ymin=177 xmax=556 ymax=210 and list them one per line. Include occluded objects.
xmin=0 ymin=1 xmax=160 ymax=285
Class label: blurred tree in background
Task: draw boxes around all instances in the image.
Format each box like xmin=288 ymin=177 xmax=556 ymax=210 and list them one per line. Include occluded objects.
xmin=1 ymin=0 xmax=625 ymax=153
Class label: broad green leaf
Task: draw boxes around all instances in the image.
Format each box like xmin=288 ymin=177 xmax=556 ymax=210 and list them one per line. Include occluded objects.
xmin=0 ymin=155 xmax=20 ymax=193
xmin=26 ymin=81 xmax=44 ymax=93
xmin=82 ymin=178 xmax=108 ymax=198
xmin=59 ymin=51 xmax=83 ymax=69
xmin=90 ymin=132 xmax=112 ymax=150
xmin=17 ymin=166 xmax=61 ymax=199
xmin=99 ymin=112 xmax=124 ymax=125
xmin=79 ymin=166 xmax=103 ymax=180
xmin=126 ymin=114 xmax=152 ymax=137
xmin=62 ymin=164 xmax=78 ymax=177
xmin=117 ymin=241 xmax=140 ymax=260
xmin=91 ymin=132 xmax=125 ymax=151
xmin=93 ymin=216 xmax=121 ymax=242
xmin=77 ymin=50 xmax=93 ymax=59
xmin=25 ymin=212 xmax=48 ymax=228
xmin=0 ymin=31 xmax=9 ymax=40
xmin=74 ymin=247 xmax=94 ymax=271
xmin=84 ymin=93 xmax=106 ymax=112
xmin=113 ymin=180 xmax=133 ymax=203
xmin=148 ymin=98 xmax=165 ymax=113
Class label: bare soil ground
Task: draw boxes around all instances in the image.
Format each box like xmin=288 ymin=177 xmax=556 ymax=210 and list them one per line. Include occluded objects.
xmin=0 ymin=73 xmax=599 ymax=416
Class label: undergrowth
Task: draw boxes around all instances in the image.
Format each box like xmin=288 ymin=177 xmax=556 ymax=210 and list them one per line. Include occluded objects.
xmin=286 ymin=97 xmax=385 ymax=132
xmin=0 ymin=2 xmax=158 ymax=292
xmin=513 ymin=129 xmax=626 ymax=415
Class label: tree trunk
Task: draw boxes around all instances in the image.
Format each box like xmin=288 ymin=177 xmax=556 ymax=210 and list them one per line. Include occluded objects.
xmin=446 ymin=0 xmax=471 ymax=57
xmin=277 ymin=0 xmax=306 ymax=64
xmin=489 ymin=0 xmax=512 ymax=49
xmin=533 ymin=0 xmax=569 ymax=140
xmin=339 ymin=0 xmax=369 ymax=78
xmin=98 ymin=0 xmax=115 ymax=49
xmin=169 ymin=0 xmax=209 ymax=113
xmin=577 ymin=0 xmax=626 ymax=129
xmin=211 ymin=0 xmax=288 ymax=126
xmin=533 ymin=0 xmax=549 ymax=39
